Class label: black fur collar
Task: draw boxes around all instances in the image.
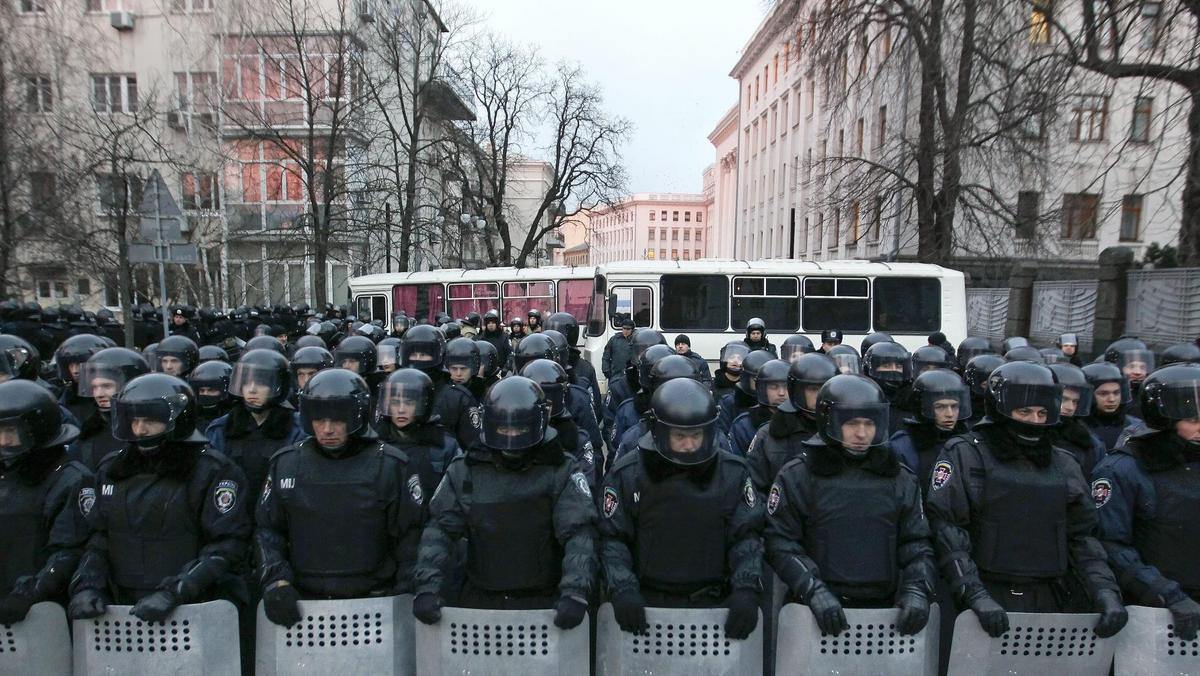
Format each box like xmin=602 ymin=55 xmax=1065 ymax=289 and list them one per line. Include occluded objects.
xmin=107 ymin=442 xmax=202 ymax=481
xmin=381 ymin=418 xmax=447 ymax=448
xmin=225 ymin=404 xmax=294 ymax=440
xmin=8 ymin=445 xmax=68 ymax=486
xmin=802 ymin=437 xmax=900 ymax=477
xmin=638 ymin=442 xmax=719 ymax=486
xmin=1129 ymin=431 xmax=1198 ymax=472
xmin=974 ymin=422 xmax=1053 ymax=468
xmin=769 ymin=410 xmax=814 ymax=439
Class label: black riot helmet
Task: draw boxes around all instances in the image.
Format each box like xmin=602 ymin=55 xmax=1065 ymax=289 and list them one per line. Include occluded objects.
xmin=541 ymin=329 xmax=570 ymax=369
xmin=527 ymin=309 xmax=543 ymax=327
xmin=295 ymin=334 xmax=326 ymax=350
xmin=0 ymin=380 xmax=78 ymax=469
xmin=638 ymin=344 xmax=676 ymax=391
xmin=305 ymin=321 xmax=339 ymax=347
xmin=229 ymin=349 xmax=292 ymax=411
xmin=738 ymin=349 xmax=775 ymax=395
xmin=910 ymin=368 xmax=972 ymax=426
xmin=1162 ymin=342 xmax=1200 ymax=366
xmin=985 ymin=362 xmax=1063 ymax=442
xmin=864 ymin=341 xmax=912 ymax=386
xmin=0 ymin=335 xmax=40 ymax=381
xmin=155 ymin=335 xmax=201 ymax=377
xmin=441 ymin=321 xmax=462 ymax=341
xmin=1000 ymin=336 xmax=1030 ymax=353
xmin=357 ymin=323 xmax=387 ymax=344
xmin=513 ymin=333 xmax=558 ymax=373
xmin=786 ymin=353 xmax=839 ymax=414
xmin=334 ymin=335 xmax=378 ymax=375
xmin=55 ymin=334 xmax=109 ymax=383
xmin=1139 ymin=364 xmax=1200 ymax=432
xmin=392 ymin=313 xmax=412 ymax=336
xmin=463 ymin=312 xmax=482 ymax=329
xmin=860 ymin=331 xmax=894 ymax=355
xmin=956 ymin=337 xmax=992 ymax=369
xmin=745 ymin=317 xmax=767 ymax=336
xmin=400 ymin=324 xmax=446 ymax=372
xmin=480 ymin=376 xmax=550 ymax=455
xmin=780 ymin=335 xmax=816 ymax=363
xmin=964 ymin=354 xmax=1006 ymax=398
xmin=1104 ymin=336 xmax=1155 ymax=384
xmin=298 ymin=368 xmax=374 ymax=450
xmin=814 ymin=374 xmax=890 ymax=453
xmin=376 ymin=337 xmax=402 ymax=373
xmin=445 ymin=337 xmax=481 ymax=376
xmin=110 ymin=373 xmax=201 ymax=450
xmin=544 ymin=312 xmax=580 ymax=346
xmin=189 ymin=361 xmax=234 ymax=409
xmin=1004 ymin=345 xmax=1045 ymax=364
xmin=0 ymin=350 xmax=16 ymax=383
xmin=650 ymin=377 xmax=720 ymax=467
xmin=78 ymin=348 xmax=150 ymax=408
xmin=376 ymin=368 xmax=435 ymax=427
xmin=1082 ymin=361 xmax=1133 ymax=406
xmin=630 ymin=329 xmax=667 ymax=363
xmin=521 ymin=359 xmax=570 ymax=417
xmin=475 ymin=340 xmax=500 ymax=380
xmin=648 ymin=354 xmax=703 ymax=392
xmin=290 ymin=345 xmax=334 ymax=391
xmin=482 ymin=309 xmax=501 ymax=330
xmin=911 ymin=345 xmax=954 ymax=374
xmin=1039 ymin=348 xmax=1068 ymax=365
xmin=245 ymin=335 xmax=287 ymax=356
xmin=198 ymin=345 xmax=230 ymax=364
xmin=719 ymin=341 xmax=751 ymax=375
xmin=1048 ymin=363 xmax=1094 ymax=418
xmin=755 ymin=359 xmax=792 ymax=408
xmin=826 ymin=344 xmax=861 ymax=375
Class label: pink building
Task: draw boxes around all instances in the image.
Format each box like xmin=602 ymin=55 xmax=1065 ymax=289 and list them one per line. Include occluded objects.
xmin=589 ymin=193 xmax=710 ymax=264
xmin=706 ymin=105 xmax=740 ymax=258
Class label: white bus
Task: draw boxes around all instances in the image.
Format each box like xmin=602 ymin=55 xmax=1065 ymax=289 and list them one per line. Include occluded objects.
xmin=349 ymin=259 xmax=966 ymax=386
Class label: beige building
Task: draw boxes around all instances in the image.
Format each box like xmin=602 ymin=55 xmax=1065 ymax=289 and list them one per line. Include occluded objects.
xmin=589 ymin=193 xmax=710 ymax=265
xmin=705 ymin=104 xmax=740 ymax=258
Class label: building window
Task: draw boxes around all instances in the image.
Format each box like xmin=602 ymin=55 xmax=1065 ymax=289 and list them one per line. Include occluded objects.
xmin=24 ymin=75 xmax=52 ymax=113
xmin=671 ymin=249 xmax=679 ymax=259
xmin=683 ymin=230 xmax=690 ymax=241
xmin=696 ymin=212 xmax=703 ymax=223
xmin=695 ymin=230 xmax=703 ymax=242
xmin=1030 ymin=1 xmax=1051 ymax=44
xmin=870 ymin=196 xmax=883 ymax=241
xmin=171 ymin=0 xmax=213 ymax=12
xmin=877 ymin=106 xmax=887 ymax=148
xmin=659 ymin=249 xmax=666 ymax=259
xmin=649 ymin=229 xmax=655 ymax=240
xmin=683 ymin=250 xmax=691 ymax=260
xmin=29 ymin=172 xmax=56 ymax=206
xmin=1016 ymin=191 xmax=1040 ymax=239
xmin=37 ymin=280 xmax=69 ymax=299
xmin=87 ymin=0 xmax=122 ymax=12
xmin=855 ymin=118 xmax=864 ymax=154
xmin=672 ymin=229 xmax=678 ymax=241
xmin=1120 ymin=194 xmax=1144 ymax=241
xmin=733 ymin=276 xmax=800 ymax=331
xmin=1061 ymin=193 xmax=1100 ymax=239
xmin=175 ymin=72 xmax=217 ymax=112
xmin=694 ymin=249 xmax=701 ymax=259
xmin=19 ymin=0 xmax=45 ymax=12
xmin=850 ymin=202 xmax=861 ymax=241
xmin=182 ymin=173 xmax=220 ymax=211
xmin=90 ymin=74 xmax=138 ymax=114
xmin=96 ymin=174 xmax=144 ymax=214
xmin=805 ymin=78 xmax=815 ymax=116
xmin=660 ymin=210 xmax=667 ymax=221
xmin=1130 ymin=96 xmax=1153 ymax=143
xmin=649 ymin=210 xmax=655 ymax=221
xmin=672 ymin=211 xmax=679 ymax=222
xmin=837 ymin=129 xmax=845 ymax=157
xmin=802 ymin=277 xmax=870 ymax=332
xmin=1070 ymin=95 xmax=1108 ymax=142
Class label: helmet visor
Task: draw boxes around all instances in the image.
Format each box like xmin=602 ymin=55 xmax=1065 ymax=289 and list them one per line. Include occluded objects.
xmin=110 ymin=393 xmax=188 ymax=442
xmin=376 ymin=380 xmax=430 ymax=424
xmin=1059 ymin=383 xmax=1094 ymax=418
xmin=867 ymin=355 xmax=911 ymax=383
xmin=481 ymin=403 xmax=546 ymax=451
xmin=957 ymin=347 xmax=989 ymax=369
xmin=1152 ymin=380 xmax=1200 ymax=421
xmin=831 ymin=353 xmax=861 ymax=375
xmin=190 ymin=378 xmax=230 ymax=408
xmin=781 ymin=342 xmax=813 ymax=363
xmin=919 ymin=387 xmax=972 ymax=423
xmin=1117 ymin=349 xmax=1155 ymax=381
xmin=77 ymin=363 xmax=131 ymax=401
xmin=376 ymin=344 xmax=399 ymax=371
xmin=993 ymin=382 xmax=1063 ymax=426
xmin=0 ymin=418 xmax=37 ymax=462
xmin=756 ymin=374 xmax=790 ymax=408
xmin=229 ymin=362 xmax=286 ymax=406
xmin=823 ymin=402 xmax=890 ymax=448
xmin=652 ymin=419 xmax=717 ymax=466
xmin=788 ymin=381 xmax=824 ymax=414
xmin=401 ymin=340 xmax=443 ymax=369
xmin=4 ymin=345 xmax=32 ymax=370
xmin=300 ymin=394 xmax=368 ymax=438
xmin=720 ymin=343 xmax=750 ymax=371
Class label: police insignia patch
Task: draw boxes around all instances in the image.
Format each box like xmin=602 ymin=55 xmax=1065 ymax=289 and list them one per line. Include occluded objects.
xmin=602 ymin=487 xmax=619 ymax=518
xmin=408 ymin=475 xmax=424 ymax=504
xmin=743 ymin=478 xmax=756 ymax=508
xmin=78 ymin=487 xmax=96 ymax=516
xmin=1091 ymin=478 xmax=1113 ymax=508
xmin=931 ymin=461 xmax=953 ymax=491
xmin=572 ymin=472 xmax=592 ymax=498
xmin=469 ymin=406 xmax=483 ymax=429
xmin=583 ymin=443 xmax=594 ymax=467
xmin=767 ymin=484 xmax=781 ymax=515
xmin=214 ymin=480 xmax=238 ymax=514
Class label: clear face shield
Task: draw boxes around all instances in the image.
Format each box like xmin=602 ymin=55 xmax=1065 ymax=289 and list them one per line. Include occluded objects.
xmin=110 ymin=393 xmax=189 ymax=444
xmin=652 ymin=419 xmax=718 ymax=466
xmin=0 ymin=418 xmax=36 ymax=466
xmin=300 ymin=395 xmax=367 ymax=446
xmin=229 ymin=362 xmax=286 ymax=411
xmin=376 ymin=379 xmax=430 ymax=428
xmin=918 ymin=387 xmax=972 ymax=428
xmin=480 ymin=403 xmax=548 ymax=452
xmin=1059 ymin=383 xmax=1094 ymax=418
xmin=1117 ymin=349 xmax=1155 ymax=384
xmin=830 ymin=353 xmax=861 ymax=375
xmin=994 ymin=382 xmax=1063 ymax=427
xmin=822 ymin=402 xmax=890 ymax=454
xmin=77 ymin=364 xmax=129 ymax=410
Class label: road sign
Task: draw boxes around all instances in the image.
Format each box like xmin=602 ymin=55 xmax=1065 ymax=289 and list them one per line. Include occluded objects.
xmin=128 ymin=242 xmax=199 ymax=265
xmin=138 ymin=169 xmax=185 ymax=242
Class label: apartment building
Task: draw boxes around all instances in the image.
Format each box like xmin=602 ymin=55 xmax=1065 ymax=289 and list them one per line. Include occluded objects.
xmin=588 ymin=193 xmax=710 ymax=265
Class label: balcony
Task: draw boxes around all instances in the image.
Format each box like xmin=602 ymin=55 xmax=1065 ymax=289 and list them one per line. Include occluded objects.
xmin=424 ymin=66 xmax=475 ymax=121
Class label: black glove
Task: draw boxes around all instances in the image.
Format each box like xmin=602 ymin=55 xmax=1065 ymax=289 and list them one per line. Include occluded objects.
xmin=895 ymin=589 xmax=930 ymax=636
xmin=553 ymin=596 xmax=588 ymax=630
xmin=412 ymin=592 xmax=442 ymax=626
xmin=611 ymin=590 xmax=648 ymax=634
xmin=68 ymin=589 xmax=109 ymax=620
xmin=1168 ymin=597 xmax=1200 ymax=641
xmin=723 ymin=588 xmax=759 ymax=640
xmin=966 ymin=588 xmax=1009 ymax=638
xmin=0 ymin=593 xmax=37 ymax=625
xmin=1092 ymin=590 xmax=1127 ymax=638
xmin=807 ymin=585 xmax=848 ymax=636
xmin=131 ymin=590 xmax=180 ymax=623
xmin=263 ymin=582 xmax=302 ymax=628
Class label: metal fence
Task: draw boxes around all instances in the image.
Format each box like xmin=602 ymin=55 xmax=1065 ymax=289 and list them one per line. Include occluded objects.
xmin=1126 ymin=267 xmax=1200 ymax=347
xmin=1030 ymin=280 xmax=1098 ymax=352
xmin=965 ymin=288 xmax=1010 ymax=342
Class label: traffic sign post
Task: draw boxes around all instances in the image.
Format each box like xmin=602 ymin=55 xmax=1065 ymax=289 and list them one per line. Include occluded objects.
xmin=135 ymin=169 xmax=193 ymax=338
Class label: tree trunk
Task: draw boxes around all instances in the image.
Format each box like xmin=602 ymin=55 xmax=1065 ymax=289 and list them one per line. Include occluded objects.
xmin=313 ymin=228 xmax=329 ymax=308
xmin=915 ymin=63 xmax=940 ymax=260
xmin=1180 ymin=91 xmax=1200 ymax=266
xmin=117 ymin=214 xmax=135 ymax=348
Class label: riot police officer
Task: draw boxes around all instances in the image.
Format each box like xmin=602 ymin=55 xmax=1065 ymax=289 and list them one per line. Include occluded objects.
xmin=376 ymin=368 xmax=460 ymax=499
xmin=672 ymin=334 xmax=712 ymax=384
xmin=444 ymin=337 xmax=481 ymax=390
xmin=1047 ymin=363 xmax=1107 ymax=478
xmin=169 ymin=306 xmax=203 ymax=344
xmin=476 ymin=310 xmax=511 ymax=369
xmin=911 ymin=345 xmax=955 ymax=375
xmin=729 ymin=358 xmax=790 ymax=456
xmin=889 ymin=368 xmax=972 ymax=490
xmin=1092 ymin=364 xmax=1200 ymax=639
xmin=155 ymin=335 xmax=200 ymax=379
xmin=189 ymin=361 xmax=234 ymax=435
xmin=604 ymin=329 xmax=667 ymax=447
xmin=507 ymin=316 xmax=527 ymax=351
xmin=1161 ymin=342 xmax=1200 ymax=365
xmin=527 ymin=308 xmax=544 ymax=333
xmin=0 ymin=381 xmax=92 ymax=624
xmin=523 ymin=359 xmax=597 ymax=485
xmin=780 ymin=334 xmax=816 ymax=363
xmin=860 ymin=331 xmax=893 ymax=356
xmin=413 ymin=377 xmax=597 ymax=628
xmin=863 ymin=341 xmax=912 ymax=436
xmin=713 ymin=341 xmax=750 ymax=396
xmin=401 ymin=325 xmax=479 ymax=449
xmin=256 ymin=369 xmax=426 ymax=627
xmin=747 ymin=353 xmax=838 ymax=495
xmin=206 ymin=349 xmax=305 ymax=504
xmin=827 ymin=344 xmax=862 ymax=375
xmin=956 ymin=337 xmax=993 ymax=373
xmin=474 ymin=341 xmax=501 ymax=393
xmin=925 ymin=361 xmax=1127 ymax=638
xmin=1082 ymin=362 xmax=1144 ymax=450
xmin=764 ymin=374 xmax=935 ymax=636
xmin=742 ymin=317 xmax=776 ymax=356
xmin=54 ymin=334 xmax=109 ymax=424
xmin=1055 ymin=333 xmax=1083 ymax=366
xmin=612 ymin=344 xmax=674 ymax=454
xmin=963 ymin=353 xmax=1005 ymax=427
xmin=198 ymin=345 xmax=230 ymax=365
xmin=333 ymin=335 xmax=378 ymax=377
xmin=599 ymin=378 xmax=763 ymax=640
xmin=73 ymin=348 xmax=150 ymax=471
xmin=602 ymin=317 xmax=635 ymax=380
xmin=68 ymin=374 xmax=251 ymax=622
xmin=716 ymin=349 xmax=773 ymax=436
xmin=290 ymin=345 xmax=334 ymax=394
xmin=545 ymin=312 xmax=604 ymax=416
xmin=611 ymin=354 xmax=714 ymax=462
xmin=1104 ymin=337 xmax=1155 ymax=418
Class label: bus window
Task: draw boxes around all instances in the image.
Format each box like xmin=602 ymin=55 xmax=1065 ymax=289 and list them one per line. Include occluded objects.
xmin=558 ymin=279 xmax=592 ymax=325
xmin=660 ymin=274 xmax=729 ymax=331
xmin=503 ymin=281 xmax=554 ymax=320
xmin=802 ymin=277 xmax=870 ymax=332
xmin=448 ymin=282 xmax=499 ymax=319
xmin=354 ymin=295 xmax=387 ymax=322
xmin=874 ymin=277 xmax=941 ymax=333
xmin=610 ymin=287 xmax=653 ymax=329
xmin=588 ymin=275 xmax=607 ymax=337
xmin=393 ymin=284 xmax=445 ymax=324
xmin=731 ymin=276 xmax=799 ymax=331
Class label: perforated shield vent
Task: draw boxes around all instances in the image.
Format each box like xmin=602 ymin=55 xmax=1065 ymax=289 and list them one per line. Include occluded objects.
xmin=630 ymin=622 xmax=733 ymax=657
xmin=284 ymin=612 xmax=385 ymax=648
xmin=0 ymin=626 xmax=17 ymax=653
xmin=448 ymin=621 xmax=551 ymax=656
xmin=1166 ymin=624 xmax=1200 ymax=657
xmin=817 ymin=621 xmax=918 ymax=655
xmin=998 ymin=625 xmax=1097 ymax=658
xmin=90 ymin=619 xmax=192 ymax=653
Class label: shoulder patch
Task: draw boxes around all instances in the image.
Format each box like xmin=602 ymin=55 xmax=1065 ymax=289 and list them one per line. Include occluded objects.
xmin=572 ymin=472 xmax=592 ymax=498
xmin=1091 ymin=478 xmax=1113 ymax=508
xmin=260 ymin=476 xmax=271 ymax=504
xmin=78 ymin=487 xmax=96 ymax=516
xmin=408 ymin=474 xmax=424 ymax=504
xmin=214 ymin=479 xmax=239 ymax=514
xmin=747 ymin=433 xmax=761 ymax=457
xmin=931 ymin=461 xmax=953 ymax=491
xmin=469 ymin=406 xmax=483 ymax=430
xmin=743 ymin=477 xmax=756 ymax=508
xmin=582 ymin=442 xmax=595 ymax=468
xmin=602 ymin=486 xmax=619 ymax=518
xmin=767 ymin=484 xmax=782 ymax=515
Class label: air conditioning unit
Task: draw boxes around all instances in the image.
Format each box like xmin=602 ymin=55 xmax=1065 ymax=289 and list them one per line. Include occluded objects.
xmin=196 ymin=112 xmax=215 ymax=128
xmin=166 ymin=111 xmax=185 ymax=130
xmin=110 ymin=11 xmax=135 ymax=30
xmin=357 ymin=0 xmax=374 ymax=22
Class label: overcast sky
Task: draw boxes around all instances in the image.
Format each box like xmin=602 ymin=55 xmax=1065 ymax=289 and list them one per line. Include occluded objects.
xmin=464 ymin=0 xmax=768 ymax=195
